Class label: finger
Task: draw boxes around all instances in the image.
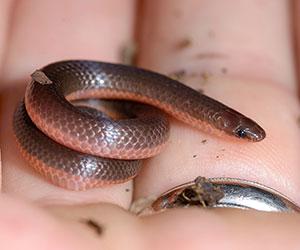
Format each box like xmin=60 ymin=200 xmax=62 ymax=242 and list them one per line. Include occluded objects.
xmin=0 ymin=0 xmax=136 ymax=207
xmin=0 ymin=195 xmax=143 ymax=250
xmin=2 ymin=195 xmax=300 ymax=250
xmin=0 ymin=195 xmax=102 ymax=250
xmin=0 ymin=0 xmax=13 ymax=70
xmin=142 ymin=208 xmax=300 ymax=250
xmin=135 ymin=0 xmax=300 ymax=203
xmin=293 ymin=0 xmax=300 ymax=92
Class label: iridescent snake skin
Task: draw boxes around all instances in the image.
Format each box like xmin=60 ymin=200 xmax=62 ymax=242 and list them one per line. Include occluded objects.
xmin=13 ymin=60 xmax=266 ymax=190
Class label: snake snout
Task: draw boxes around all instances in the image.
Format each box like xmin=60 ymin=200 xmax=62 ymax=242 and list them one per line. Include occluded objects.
xmin=234 ymin=118 xmax=266 ymax=142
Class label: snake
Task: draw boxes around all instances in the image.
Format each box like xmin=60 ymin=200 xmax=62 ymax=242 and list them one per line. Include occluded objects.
xmin=13 ymin=60 xmax=266 ymax=191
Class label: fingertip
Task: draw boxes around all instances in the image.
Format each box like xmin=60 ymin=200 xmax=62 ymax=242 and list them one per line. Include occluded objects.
xmin=141 ymin=208 xmax=300 ymax=250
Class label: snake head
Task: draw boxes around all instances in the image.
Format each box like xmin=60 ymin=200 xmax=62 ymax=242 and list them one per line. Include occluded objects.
xmin=214 ymin=110 xmax=266 ymax=142
xmin=233 ymin=117 xmax=266 ymax=142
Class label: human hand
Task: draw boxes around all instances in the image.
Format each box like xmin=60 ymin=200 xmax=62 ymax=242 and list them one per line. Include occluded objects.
xmin=1 ymin=1 xmax=300 ymax=249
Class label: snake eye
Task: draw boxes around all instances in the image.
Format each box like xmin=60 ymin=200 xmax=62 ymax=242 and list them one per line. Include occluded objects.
xmin=235 ymin=128 xmax=247 ymax=138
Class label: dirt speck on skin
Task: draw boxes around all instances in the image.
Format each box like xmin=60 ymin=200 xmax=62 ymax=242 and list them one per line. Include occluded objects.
xmin=297 ymin=116 xmax=300 ymax=127
xmin=200 ymin=72 xmax=212 ymax=83
xmin=168 ymin=69 xmax=186 ymax=81
xmin=125 ymin=188 xmax=130 ymax=192
xmin=193 ymin=154 xmax=197 ymax=158
xmin=176 ymin=38 xmax=192 ymax=50
xmin=195 ymin=53 xmax=225 ymax=60
xmin=221 ymin=67 xmax=228 ymax=74
xmin=81 ymin=219 xmax=103 ymax=236
xmin=120 ymin=42 xmax=137 ymax=65
xmin=201 ymin=139 xmax=207 ymax=144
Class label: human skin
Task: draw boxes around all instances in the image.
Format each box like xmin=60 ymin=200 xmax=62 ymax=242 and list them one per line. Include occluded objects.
xmin=1 ymin=0 xmax=300 ymax=249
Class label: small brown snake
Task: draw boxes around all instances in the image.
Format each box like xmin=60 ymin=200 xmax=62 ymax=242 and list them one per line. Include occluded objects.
xmin=13 ymin=60 xmax=266 ymax=190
